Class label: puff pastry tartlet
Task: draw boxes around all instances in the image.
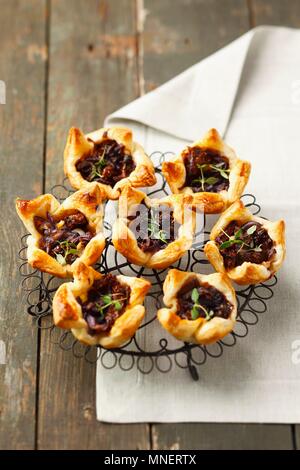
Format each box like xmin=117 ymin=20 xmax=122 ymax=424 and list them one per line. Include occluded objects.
xmin=112 ymin=185 xmax=195 ymax=269
xmin=204 ymin=200 xmax=285 ymax=285
xmin=157 ymin=269 xmax=237 ymax=344
xmin=64 ymin=126 xmax=156 ymax=199
xmin=162 ymin=128 xmax=251 ymax=213
xmin=53 ymin=262 xmax=151 ymax=348
xmin=16 ymin=183 xmax=106 ymax=278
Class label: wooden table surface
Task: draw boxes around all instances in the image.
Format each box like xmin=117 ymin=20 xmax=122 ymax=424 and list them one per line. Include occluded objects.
xmin=0 ymin=0 xmax=299 ymax=450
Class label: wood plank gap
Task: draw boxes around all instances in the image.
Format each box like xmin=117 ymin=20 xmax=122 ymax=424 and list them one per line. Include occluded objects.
xmin=34 ymin=0 xmax=52 ymax=451
xmin=135 ymin=0 xmax=145 ymax=96
xmin=149 ymin=423 xmax=154 ymax=450
xmin=291 ymin=424 xmax=297 ymax=450
xmin=247 ymin=0 xmax=255 ymax=28
xmin=296 ymin=425 xmax=300 ymax=450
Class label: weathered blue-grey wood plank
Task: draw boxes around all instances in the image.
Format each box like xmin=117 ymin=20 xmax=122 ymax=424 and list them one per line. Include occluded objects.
xmin=0 ymin=0 xmax=47 ymax=450
xmin=152 ymin=423 xmax=294 ymax=450
xmin=142 ymin=0 xmax=250 ymax=93
xmin=37 ymin=0 xmax=150 ymax=450
xmin=251 ymin=0 xmax=300 ymax=27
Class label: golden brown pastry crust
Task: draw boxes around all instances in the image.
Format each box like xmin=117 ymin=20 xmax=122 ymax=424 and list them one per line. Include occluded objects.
xmin=52 ymin=262 xmax=151 ymax=348
xmin=15 ymin=183 xmax=107 ymax=278
xmin=64 ymin=126 xmax=156 ymax=199
xmin=162 ymin=128 xmax=251 ymax=214
xmin=157 ymin=269 xmax=237 ymax=344
xmin=112 ymin=185 xmax=196 ymax=269
xmin=204 ymin=200 xmax=286 ymax=285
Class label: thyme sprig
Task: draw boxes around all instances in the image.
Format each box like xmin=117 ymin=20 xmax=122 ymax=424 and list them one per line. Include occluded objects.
xmin=89 ymin=148 xmax=107 ymax=180
xmin=192 ymin=162 xmax=230 ymax=190
xmin=219 ymin=224 xmax=262 ymax=252
xmin=205 ymin=162 xmax=230 ymax=180
xmin=192 ymin=164 xmax=218 ymax=191
xmin=190 ymin=288 xmax=214 ymax=321
xmin=147 ymin=211 xmax=168 ymax=244
xmin=219 ymin=227 xmax=245 ymax=250
xmin=55 ymin=240 xmax=80 ymax=265
xmin=95 ymin=293 xmax=127 ymax=318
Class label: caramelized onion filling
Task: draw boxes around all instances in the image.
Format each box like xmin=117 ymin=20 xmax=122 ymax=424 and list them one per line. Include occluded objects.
xmin=78 ymin=274 xmax=131 ymax=335
xmin=176 ymin=278 xmax=233 ymax=321
xmin=34 ymin=211 xmax=93 ymax=265
xmin=183 ymin=147 xmax=230 ymax=193
xmin=216 ymin=220 xmax=275 ymax=270
xmin=76 ymin=138 xmax=135 ymax=187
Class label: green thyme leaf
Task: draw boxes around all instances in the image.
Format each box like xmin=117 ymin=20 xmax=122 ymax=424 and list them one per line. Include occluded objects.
xmin=90 ymin=149 xmax=107 ymax=181
xmin=114 ymin=301 xmax=123 ymax=311
xmin=191 ymin=288 xmax=199 ymax=303
xmin=58 ymin=240 xmax=69 ymax=247
xmin=192 ymin=175 xmax=219 ymax=187
xmin=89 ymin=165 xmax=102 ymax=180
xmin=234 ymin=228 xmax=243 ymax=240
xmin=219 ymin=240 xmax=234 ymax=250
xmin=148 ymin=213 xmax=168 ymax=244
xmin=219 ymin=223 xmax=257 ymax=252
xmin=247 ymin=225 xmax=257 ymax=235
xmin=190 ymin=288 xmax=215 ymax=322
xmin=57 ymin=240 xmax=80 ymax=262
xmin=67 ymin=248 xmax=80 ymax=255
xmin=97 ymin=294 xmax=127 ymax=314
xmin=220 ymin=239 xmax=243 ymax=250
xmin=89 ymin=151 xmax=107 ymax=180
xmin=205 ymin=176 xmax=219 ymax=185
xmin=59 ymin=240 xmax=77 ymax=249
xmin=95 ymin=149 xmax=107 ymax=170
xmin=102 ymin=294 xmax=112 ymax=305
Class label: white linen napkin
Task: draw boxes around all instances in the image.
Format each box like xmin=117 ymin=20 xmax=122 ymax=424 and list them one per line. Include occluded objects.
xmin=97 ymin=26 xmax=300 ymax=423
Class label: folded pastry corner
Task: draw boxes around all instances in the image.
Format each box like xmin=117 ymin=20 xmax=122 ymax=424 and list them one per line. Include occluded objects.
xmin=157 ymin=268 xmax=237 ymax=344
xmin=204 ymin=200 xmax=285 ymax=285
xmin=112 ymin=185 xmax=196 ymax=269
xmin=162 ymin=128 xmax=251 ymax=213
xmin=64 ymin=126 xmax=156 ymax=198
xmin=15 ymin=183 xmax=107 ymax=278
xmin=53 ymin=261 xmax=151 ymax=348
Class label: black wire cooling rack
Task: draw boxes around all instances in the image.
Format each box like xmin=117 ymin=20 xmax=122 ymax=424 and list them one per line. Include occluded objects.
xmin=18 ymin=152 xmax=277 ymax=380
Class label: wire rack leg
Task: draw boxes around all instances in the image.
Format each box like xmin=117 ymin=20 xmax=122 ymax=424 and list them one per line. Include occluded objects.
xmin=186 ymin=344 xmax=199 ymax=381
